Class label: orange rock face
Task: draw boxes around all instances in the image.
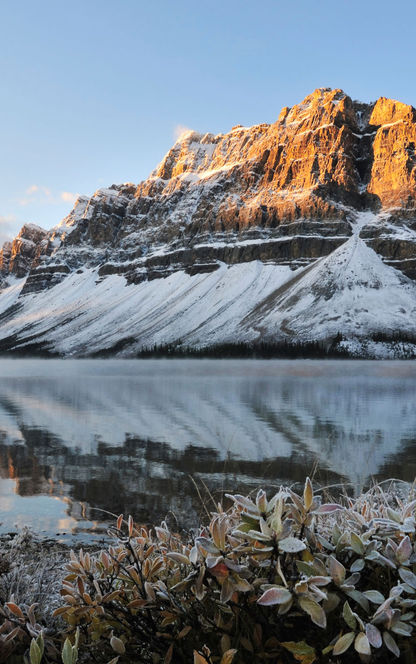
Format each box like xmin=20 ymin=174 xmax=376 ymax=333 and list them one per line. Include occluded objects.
xmin=4 ymin=87 xmax=416 ymax=286
xmin=367 ymin=98 xmax=416 ymax=209
xmin=141 ymin=88 xmax=363 ymax=234
xmin=1 ymin=224 xmax=50 ymax=278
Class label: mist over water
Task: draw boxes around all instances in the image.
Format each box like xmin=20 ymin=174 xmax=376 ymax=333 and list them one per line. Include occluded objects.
xmin=0 ymin=359 xmax=415 ymax=541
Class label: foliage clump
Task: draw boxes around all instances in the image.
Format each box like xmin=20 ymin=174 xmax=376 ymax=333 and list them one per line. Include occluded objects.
xmin=2 ymin=479 xmax=416 ymax=663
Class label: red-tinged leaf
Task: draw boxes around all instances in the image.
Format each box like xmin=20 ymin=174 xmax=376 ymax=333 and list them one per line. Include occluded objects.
xmin=209 ymin=562 xmax=229 ymax=578
xmin=165 ymin=643 xmax=174 ymax=664
xmin=193 ymin=651 xmax=210 ymax=664
xmin=308 ymin=576 xmax=331 ymax=586
xmin=4 ymin=627 xmax=21 ymax=642
xmin=397 ymin=536 xmax=412 ymax=563
xmin=128 ymin=515 xmax=133 ymax=537
xmin=221 ymin=649 xmax=238 ymax=664
xmin=116 ymin=514 xmax=123 ymax=530
xmin=328 ymin=555 xmax=346 ymax=585
xmin=177 ymin=625 xmax=192 ymax=640
xmin=313 ymin=503 xmax=344 ymax=514
xmin=220 ymin=577 xmax=235 ymax=603
xmin=366 ymin=624 xmax=382 ymax=649
xmin=257 ymin=587 xmax=292 ymax=606
xmin=77 ymin=577 xmax=85 ymax=596
xmin=5 ymin=603 xmax=24 ymax=619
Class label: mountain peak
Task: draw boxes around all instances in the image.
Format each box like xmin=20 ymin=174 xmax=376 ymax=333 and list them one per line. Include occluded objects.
xmin=1 ymin=87 xmax=416 ymax=357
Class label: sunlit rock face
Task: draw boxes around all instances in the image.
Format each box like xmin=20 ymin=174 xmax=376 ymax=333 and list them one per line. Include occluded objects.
xmin=1 ymin=88 xmax=416 ymax=356
xmin=0 ymin=224 xmax=50 ymax=279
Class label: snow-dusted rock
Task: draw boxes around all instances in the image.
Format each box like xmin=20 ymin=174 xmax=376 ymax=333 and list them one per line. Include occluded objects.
xmin=1 ymin=88 xmax=416 ymax=356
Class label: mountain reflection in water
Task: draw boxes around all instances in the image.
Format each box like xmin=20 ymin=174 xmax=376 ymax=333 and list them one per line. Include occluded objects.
xmin=0 ymin=359 xmax=415 ymax=540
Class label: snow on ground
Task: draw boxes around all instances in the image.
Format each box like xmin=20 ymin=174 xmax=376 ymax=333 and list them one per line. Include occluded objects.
xmin=0 ymin=277 xmax=26 ymax=315
xmin=0 ymin=213 xmax=415 ymax=356
xmin=240 ymin=212 xmax=416 ymax=342
xmin=0 ymin=262 xmax=293 ymax=355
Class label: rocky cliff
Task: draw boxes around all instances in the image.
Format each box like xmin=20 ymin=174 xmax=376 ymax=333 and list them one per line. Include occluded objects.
xmin=1 ymin=87 xmax=416 ymax=357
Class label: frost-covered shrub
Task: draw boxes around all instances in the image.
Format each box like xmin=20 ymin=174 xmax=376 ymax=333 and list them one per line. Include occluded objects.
xmin=54 ymin=479 xmax=416 ymax=663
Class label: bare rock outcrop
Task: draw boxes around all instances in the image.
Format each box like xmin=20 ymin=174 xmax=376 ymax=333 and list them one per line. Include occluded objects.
xmin=3 ymin=87 xmax=416 ymax=292
xmin=0 ymin=224 xmax=51 ymax=279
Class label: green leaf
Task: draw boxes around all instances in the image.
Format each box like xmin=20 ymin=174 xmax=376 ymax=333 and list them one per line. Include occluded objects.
xmin=354 ymin=633 xmax=371 ymax=656
xmin=350 ymin=558 xmax=365 ymax=572
xmin=61 ymin=639 xmax=73 ymax=664
xmin=383 ymin=631 xmax=400 ymax=657
xmin=399 ymin=567 xmax=416 ymax=589
xmin=391 ymin=621 xmax=412 ymax=636
xmin=298 ymin=597 xmax=326 ymax=628
xmin=342 ymin=601 xmax=357 ymax=629
xmin=332 ymin=632 xmax=355 ymax=656
xmin=350 ymin=532 xmax=365 ymax=556
xmin=363 ymin=590 xmax=385 ymax=604
xmin=281 ymin=640 xmax=316 ymax=663
xmin=30 ymin=640 xmax=42 ymax=664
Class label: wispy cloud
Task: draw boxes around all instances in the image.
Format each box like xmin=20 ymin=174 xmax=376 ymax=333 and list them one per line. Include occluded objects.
xmin=60 ymin=191 xmax=78 ymax=203
xmin=173 ymin=125 xmax=194 ymax=142
xmin=0 ymin=214 xmax=18 ymax=246
xmin=19 ymin=185 xmax=78 ymax=207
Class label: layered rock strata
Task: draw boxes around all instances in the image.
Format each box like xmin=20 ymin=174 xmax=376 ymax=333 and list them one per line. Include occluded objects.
xmin=1 ymin=88 xmax=416 ymax=355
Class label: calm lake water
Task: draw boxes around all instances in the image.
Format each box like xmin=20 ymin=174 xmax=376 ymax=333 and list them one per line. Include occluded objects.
xmin=0 ymin=358 xmax=415 ymax=541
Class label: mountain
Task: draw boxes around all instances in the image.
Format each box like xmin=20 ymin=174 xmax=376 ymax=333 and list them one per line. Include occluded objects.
xmin=1 ymin=87 xmax=416 ymax=357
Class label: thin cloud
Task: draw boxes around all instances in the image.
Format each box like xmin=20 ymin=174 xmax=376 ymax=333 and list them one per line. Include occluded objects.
xmin=60 ymin=191 xmax=78 ymax=204
xmin=25 ymin=184 xmax=39 ymax=195
xmin=0 ymin=214 xmax=18 ymax=246
xmin=19 ymin=185 xmax=76 ymax=207
xmin=173 ymin=125 xmax=194 ymax=142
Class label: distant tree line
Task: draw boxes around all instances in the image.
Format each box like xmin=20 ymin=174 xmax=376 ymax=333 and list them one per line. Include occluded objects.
xmin=135 ymin=337 xmax=350 ymax=359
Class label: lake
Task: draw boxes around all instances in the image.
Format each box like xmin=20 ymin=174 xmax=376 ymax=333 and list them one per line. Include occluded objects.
xmin=0 ymin=358 xmax=415 ymax=541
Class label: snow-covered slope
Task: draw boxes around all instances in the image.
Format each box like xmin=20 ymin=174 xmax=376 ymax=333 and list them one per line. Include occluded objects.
xmin=241 ymin=216 xmax=416 ymax=343
xmin=0 ymin=212 xmax=415 ymax=357
xmin=1 ymin=87 xmax=416 ymax=356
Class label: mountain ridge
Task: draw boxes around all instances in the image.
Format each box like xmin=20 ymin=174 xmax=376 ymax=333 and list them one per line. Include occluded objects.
xmin=1 ymin=87 xmax=416 ymax=357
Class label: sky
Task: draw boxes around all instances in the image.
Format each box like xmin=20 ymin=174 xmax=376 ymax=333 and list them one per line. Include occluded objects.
xmin=1 ymin=0 xmax=416 ymax=242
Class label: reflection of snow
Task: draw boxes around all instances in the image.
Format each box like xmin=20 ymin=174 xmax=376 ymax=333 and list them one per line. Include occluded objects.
xmin=0 ymin=360 xmax=414 ymax=494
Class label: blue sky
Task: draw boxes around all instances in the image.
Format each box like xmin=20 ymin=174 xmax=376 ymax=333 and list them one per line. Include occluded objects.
xmin=1 ymin=0 xmax=416 ymax=242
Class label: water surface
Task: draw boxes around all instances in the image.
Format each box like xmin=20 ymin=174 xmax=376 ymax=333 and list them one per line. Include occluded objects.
xmin=0 ymin=359 xmax=415 ymax=541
